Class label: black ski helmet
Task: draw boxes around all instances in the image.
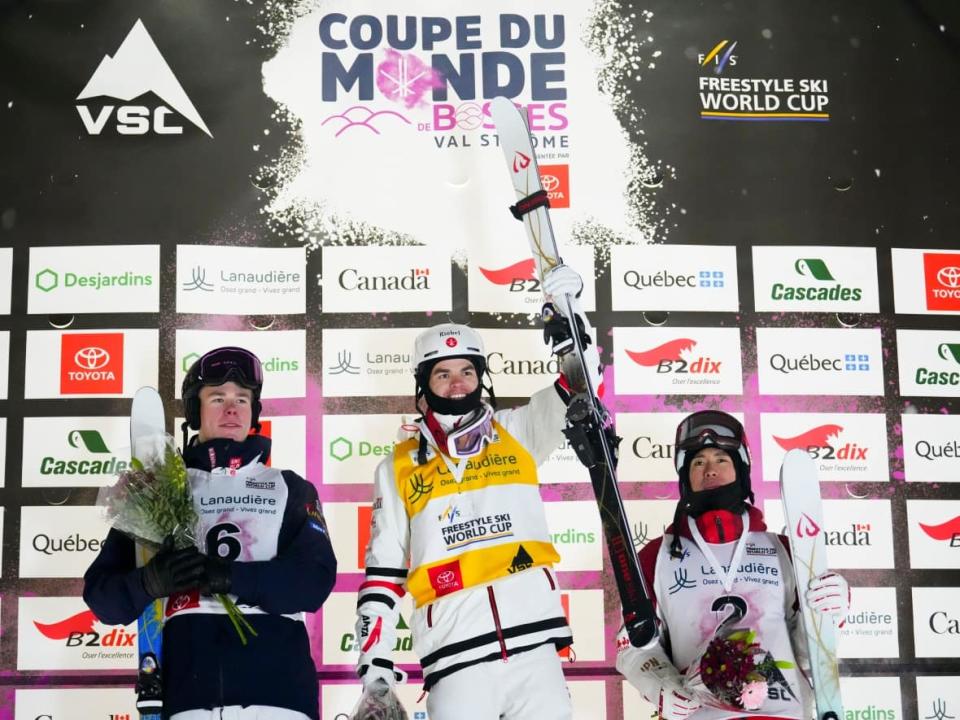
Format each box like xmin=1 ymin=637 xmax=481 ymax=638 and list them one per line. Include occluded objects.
xmin=182 ymin=346 xmax=264 ymax=434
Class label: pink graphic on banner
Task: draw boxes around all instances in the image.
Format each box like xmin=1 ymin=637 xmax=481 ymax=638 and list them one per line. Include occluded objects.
xmin=376 ymin=49 xmax=442 ymax=108
xmin=321 ymin=106 xmax=412 ymax=137
xmin=773 ymin=424 xmax=844 ymax=451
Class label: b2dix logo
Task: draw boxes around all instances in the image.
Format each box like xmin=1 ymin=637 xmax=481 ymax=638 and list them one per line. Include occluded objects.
xmin=479 ymin=258 xmax=539 ymax=293
xmin=919 ymin=516 xmax=960 ymax=548
xmin=34 ymin=609 xmax=135 ymax=648
xmin=625 ymin=338 xmax=721 ymax=374
xmin=773 ymin=424 xmax=868 ymax=461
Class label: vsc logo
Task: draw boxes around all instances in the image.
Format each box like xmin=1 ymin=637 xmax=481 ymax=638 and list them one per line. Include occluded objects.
xmin=60 ymin=333 xmax=124 ymax=395
xmin=76 ymin=19 xmax=211 ymax=138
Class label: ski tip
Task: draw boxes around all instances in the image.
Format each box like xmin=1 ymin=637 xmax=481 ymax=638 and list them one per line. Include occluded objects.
xmin=132 ymin=386 xmax=160 ymax=398
xmin=779 ymin=448 xmax=816 ymax=478
xmin=489 ymin=96 xmax=521 ymax=127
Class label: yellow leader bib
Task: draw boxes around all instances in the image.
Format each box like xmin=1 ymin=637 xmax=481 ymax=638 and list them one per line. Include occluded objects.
xmin=394 ymin=420 xmax=561 ymax=607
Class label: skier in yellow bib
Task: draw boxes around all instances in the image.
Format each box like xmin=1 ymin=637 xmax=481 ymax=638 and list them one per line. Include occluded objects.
xmin=354 ymin=264 xmax=600 ymax=720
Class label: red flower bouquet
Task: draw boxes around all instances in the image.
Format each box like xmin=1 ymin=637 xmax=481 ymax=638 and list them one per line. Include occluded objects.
xmin=685 ymin=629 xmax=794 ymax=711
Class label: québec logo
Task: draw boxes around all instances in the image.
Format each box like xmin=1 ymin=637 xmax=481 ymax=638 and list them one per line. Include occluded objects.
xmin=923 ymin=252 xmax=960 ymax=312
xmin=60 ymin=333 xmax=124 ymax=394
xmin=773 ymin=424 xmax=869 ymax=462
xmin=76 ymin=19 xmax=212 ymax=137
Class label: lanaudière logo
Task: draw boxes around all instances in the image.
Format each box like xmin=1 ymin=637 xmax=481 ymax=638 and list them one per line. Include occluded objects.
xmin=76 ymin=19 xmax=211 ymax=137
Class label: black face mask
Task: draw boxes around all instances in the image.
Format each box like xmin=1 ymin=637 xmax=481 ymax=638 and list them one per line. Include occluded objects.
xmin=422 ymin=383 xmax=483 ymax=415
xmin=682 ymin=481 xmax=747 ymax=517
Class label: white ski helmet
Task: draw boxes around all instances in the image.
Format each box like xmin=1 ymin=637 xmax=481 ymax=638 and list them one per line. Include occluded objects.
xmin=413 ymin=323 xmax=485 ymax=371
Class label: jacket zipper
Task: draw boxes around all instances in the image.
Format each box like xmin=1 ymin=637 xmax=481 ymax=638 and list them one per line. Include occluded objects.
xmin=427 ymin=604 xmax=433 ymax=628
xmin=715 ymin=514 xmax=726 ymax=543
xmin=543 ymin=567 xmax=556 ymax=590
xmin=487 ymin=586 xmax=508 ymax=661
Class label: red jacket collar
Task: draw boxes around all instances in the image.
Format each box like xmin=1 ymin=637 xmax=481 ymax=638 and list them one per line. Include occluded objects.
xmin=666 ymin=505 xmax=767 ymax=543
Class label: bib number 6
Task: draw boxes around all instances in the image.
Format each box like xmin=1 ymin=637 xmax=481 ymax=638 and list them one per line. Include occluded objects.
xmin=206 ymin=522 xmax=242 ymax=561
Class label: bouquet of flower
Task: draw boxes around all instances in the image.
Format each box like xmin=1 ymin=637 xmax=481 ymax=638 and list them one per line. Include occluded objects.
xmin=685 ymin=628 xmax=794 ymax=712
xmin=97 ymin=434 xmax=256 ymax=644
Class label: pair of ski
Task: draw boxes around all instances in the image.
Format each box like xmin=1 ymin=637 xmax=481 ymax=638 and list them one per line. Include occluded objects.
xmin=489 ymin=97 xmax=841 ymax=720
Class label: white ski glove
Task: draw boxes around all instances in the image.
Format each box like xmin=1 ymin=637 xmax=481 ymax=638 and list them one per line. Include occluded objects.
xmin=360 ymin=661 xmax=408 ymax=691
xmin=806 ymin=571 xmax=849 ymax=625
xmin=616 ymin=625 xmax=701 ymax=719
xmin=542 ymin=263 xmax=584 ymax=301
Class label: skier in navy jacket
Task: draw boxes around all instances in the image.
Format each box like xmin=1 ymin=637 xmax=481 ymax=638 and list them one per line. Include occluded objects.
xmin=84 ymin=347 xmax=337 ymax=720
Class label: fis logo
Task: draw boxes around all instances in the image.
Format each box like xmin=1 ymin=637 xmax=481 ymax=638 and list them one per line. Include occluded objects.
xmin=625 ymin=338 xmax=721 ymax=375
xmin=919 ymin=516 xmax=960 ymax=547
xmin=76 ymin=19 xmax=211 ymax=137
xmin=60 ymin=333 xmax=124 ymax=394
xmin=438 ymin=503 xmax=461 ymax=524
xmin=698 ymin=40 xmax=738 ymax=74
xmin=774 ymin=424 xmax=869 ymax=462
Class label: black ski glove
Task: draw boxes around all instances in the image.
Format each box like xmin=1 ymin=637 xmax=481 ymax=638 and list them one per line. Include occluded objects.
xmin=141 ymin=536 xmax=206 ymax=599
xmin=199 ymin=555 xmax=233 ymax=595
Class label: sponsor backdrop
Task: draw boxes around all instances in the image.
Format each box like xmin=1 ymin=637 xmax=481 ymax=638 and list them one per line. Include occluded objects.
xmin=0 ymin=0 xmax=958 ymax=718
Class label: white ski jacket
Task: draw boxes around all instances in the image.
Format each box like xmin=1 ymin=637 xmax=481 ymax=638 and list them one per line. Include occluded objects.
xmin=355 ymin=385 xmax=573 ymax=691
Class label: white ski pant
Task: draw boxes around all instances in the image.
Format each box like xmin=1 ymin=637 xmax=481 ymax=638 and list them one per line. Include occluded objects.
xmin=171 ymin=707 xmax=311 ymax=720
xmin=426 ymin=644 xmax=573 ymax=720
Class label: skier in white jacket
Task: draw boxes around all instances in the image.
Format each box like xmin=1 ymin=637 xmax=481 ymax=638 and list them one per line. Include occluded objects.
xmin=616 ymin=410 xmax=850 ymax=719
xmin=354 ymin=264 xmax=599 ymax=720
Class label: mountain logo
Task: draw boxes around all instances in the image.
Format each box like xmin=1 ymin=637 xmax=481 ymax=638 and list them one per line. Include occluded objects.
xmin=625 ymin=338 xmax=696 ymax=367
xmin=34 ymin=610 xmax=98 ymax=640
xmin=76 ymin=19 xmax=211 ymax=137
xmin=773 ymin=424 xmax=844 ymax=451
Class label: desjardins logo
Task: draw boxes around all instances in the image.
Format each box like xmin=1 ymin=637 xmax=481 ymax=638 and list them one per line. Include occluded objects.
xmin=35 ymin=268 xmax=153 ymax=293
xmin=770 ymin=258 xmax=862 ymax=302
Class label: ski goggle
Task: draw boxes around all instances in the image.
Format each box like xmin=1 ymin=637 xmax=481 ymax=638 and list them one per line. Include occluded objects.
xmin=194 ymin=347 xmax=263 ymax=389
xmin=674 ymin=410 xmax=748 ymax=471
xmin=444 ymin=405 xmax=496 ymax=459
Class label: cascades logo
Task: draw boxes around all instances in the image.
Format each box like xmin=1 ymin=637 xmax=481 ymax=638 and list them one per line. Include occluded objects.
xmin=60 ymin=333 xmax=124 ymax=394
xmin=697 ymin=39 xmax=830 ymax=122
xmin=770 ymin=258 xmax=863 ymax=302
xmin=919 ymin=516 xmax=960 ymax=547
xmin=825 ymin=523 xmax=872 ymax=547
xmin=76 ymin=19 xmax=211 ymax=137
xmin=34 ymin=268 xmax=152 ymax=293
xmin=338 ymin=267 xmax=430 ymax=291
xmin=923 ymin=252 xmax=960 ymax=311
xmin=40 ymin=430 xmax=128 ymax=476
xmin=914 ymin=342 xmax=960 ymax=387
xmin=626 ymin=339 xmax=721 ymax=375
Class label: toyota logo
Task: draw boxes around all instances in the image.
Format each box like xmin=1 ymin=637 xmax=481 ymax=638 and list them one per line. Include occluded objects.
xmin=937 ymin=266 xmax=960 ymax=288
xmin=436 ymin=570 xmax=456 ymax=584
xmin=541 ymin=174 xmax=560 ymax=191
xmin=74 ymin=346 xmax=110 ymax=370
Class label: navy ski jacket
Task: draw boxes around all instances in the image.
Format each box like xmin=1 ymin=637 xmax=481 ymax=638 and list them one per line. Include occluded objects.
xmin=83 ymin=436 xmax=337 ymax=719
